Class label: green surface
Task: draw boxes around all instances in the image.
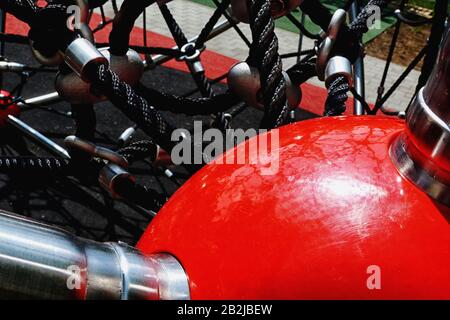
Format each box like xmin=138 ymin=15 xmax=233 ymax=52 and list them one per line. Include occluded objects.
xmin=408 ymin=0 xmax=439 ymax=10
xmin=189 ymin=0 xmax=398 ymax=43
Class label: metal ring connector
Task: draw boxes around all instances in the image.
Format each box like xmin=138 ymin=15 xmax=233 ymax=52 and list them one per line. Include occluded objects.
xmin=316 ymin=9 xmax=347 ymax=81
xmin=177 ymin=43 xmax=201 ymax=61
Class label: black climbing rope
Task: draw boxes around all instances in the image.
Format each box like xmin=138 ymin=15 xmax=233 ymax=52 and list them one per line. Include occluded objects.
xmin=247 ymin=0 xmax=289 ymax=129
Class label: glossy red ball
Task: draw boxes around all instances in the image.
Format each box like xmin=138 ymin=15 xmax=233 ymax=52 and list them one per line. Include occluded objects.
xmin=0 ymin=90 xmax=20 ymax=128
xmin=138 ymin=116 xmax=450 ymax=299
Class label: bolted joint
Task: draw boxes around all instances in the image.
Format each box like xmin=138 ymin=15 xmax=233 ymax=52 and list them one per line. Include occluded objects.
xmin=325 ymin=56 xmax=353 ymax=88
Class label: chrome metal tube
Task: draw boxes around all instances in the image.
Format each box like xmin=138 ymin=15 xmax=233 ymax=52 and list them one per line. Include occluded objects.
xmin=6 ymin=115 xmax=71 ymax=160
xmin=390 ymin=26 xmax=449 ymax=206
xmin=17 ymin=92 xmax=61 ymax=107
xmin=0 ymin=210 xmax=190 ymax=300
xmin=349 ymin=1 xmax=365 ymax=115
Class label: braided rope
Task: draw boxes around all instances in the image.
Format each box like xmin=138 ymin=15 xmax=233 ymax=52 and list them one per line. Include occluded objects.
xmin=90 ymin=64 xmax=177 ymax=156
xmin=192 ymin=68 xmax=215 ymax=98
xmin=0 ymin=156 xmax=69 ymax=174
xmin=109 ymin=0 xmax=155 ymax=55
xmin=286 ymin=59 xmax=317 ymax=86
xmin=113 ymin=178 xmax=166 ymax=211
xmin=159 ymin=3 xmax=188 ymax=47
xmin=135 ymin=84 xmax=240 ymax=116
xmin=0 ymin=0 xmax=38 ymax=25
xmin=195 ymin=0 xmax=231 ymax=49
xmin=117 ymin=140 xmax=159 ymax=164
xmin=0 ymin=153 xmax=165 ymax=210
xmin=348 ymin=0 xmax=388 ymax=39
xmin=324 ymin=77 xmax=350 ymax=116
xmin=325 ymin=0 xmax=389 ymax=116
xmin=248 ymin=0 xmax=289 ymax=129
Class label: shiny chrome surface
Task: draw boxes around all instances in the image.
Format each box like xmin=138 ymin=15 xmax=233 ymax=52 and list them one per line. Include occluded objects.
xmin=0 ymin=61 xmax=28 ymax=72
xmin=390 ymin=26 xmax=449 ymax=206
xmin=0 ymin=210 xmax=190 ymax=300
xmin=64 ymin=38 xmax=108 ymax=81
xmin=17 ymin=92 xmax=61 ymax=107
xmin=150 ymin=253 xmax=191 ymax=300
xmin=316 ymin=9 xmax=347 ymax=81
xmin=422 ymin=26 xmax=449 ymax=123
xmin=231 ymin=0 xmax=303 ymax=23
xmin=7 ymin=115 xmax=71 ymax=159
xmin=98 ymin=163 xmax=135 ymax=198
xmin=64 ymin=135 xmax=128 ymax=168
xmin=390 ymin=132 xmax=450 ymax=206
xmin=57 ymin=48 xmax=143 ymax=104
xmin=227 ymin=61 xmax=300 ymax=110
xmin=324 ymin=56 xmax=353 ymax=88
xmin=349 ymin=1 xmax=365 ymax=115
xmin=390 ymin=89 xmax=450 ymax=206
xmin=406 ymin=89 xmax=449 ymax=174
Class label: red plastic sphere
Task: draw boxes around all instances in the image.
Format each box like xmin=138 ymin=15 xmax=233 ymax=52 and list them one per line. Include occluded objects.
xmin=0 ymin=90 xmax=20 ymax=128
xmin=138 ymin=116 xmax=450 ymax=299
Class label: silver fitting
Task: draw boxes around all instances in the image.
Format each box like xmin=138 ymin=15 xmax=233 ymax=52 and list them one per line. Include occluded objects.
xmin=0 ymin=210 xmax=190 ymax=300
xmin=325 ymin=56 xmax=353 ymax=88
xmin=64 ymin=38 xmax=109 ymax=81
xmin=56 ymin=48 xmax=144 ymax=104
xmin=178 ymin=42 xmax=201 ymax=62
xmin=64 ymin=135 xmax=128 ymax=168
xmin=98 ymin=163 xmax=135 ymax=198
xmin=390 ymin=89 xmax=450 ymax=206
xmin=390 ymin=26 xmax=450 ymax=206
xmin=316 ymin=9 xmax=347 ymax=80
xmin=0 ymin=61 xmax=28 ymax=72
xmin=227 ymin=61 xmax=301 ymax=110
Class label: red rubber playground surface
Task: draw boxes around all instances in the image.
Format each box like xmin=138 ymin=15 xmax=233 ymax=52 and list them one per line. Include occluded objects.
xmin=5 ymin=12 xmax=358 ymax=116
